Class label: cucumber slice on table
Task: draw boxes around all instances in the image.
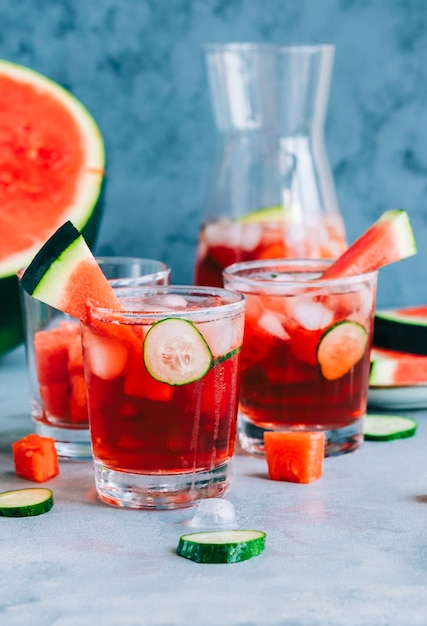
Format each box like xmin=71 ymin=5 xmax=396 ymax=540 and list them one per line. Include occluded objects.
xmin=364 ymin=414 xmax=418 ymax=441
xmin=0 ymin=488 xmax=54 ymax=517
xmin=317 ymin=320 xmax=368 ymax=380
xmin=177 ymin=530 xmax=266 ymax=564
xmin=144 ymin=318 xmax=213 ymax=385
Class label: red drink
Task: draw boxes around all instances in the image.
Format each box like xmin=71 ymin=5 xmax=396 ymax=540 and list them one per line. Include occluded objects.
xmin=83 ymin=337 xmax=240 ymax=473
xmin=80 ymin=286 xmax=245 ymax=509
xmin=194 ymin=215 xmax=347 ymax=287
xmin=223 ymin=260 xmax=378 ymax=457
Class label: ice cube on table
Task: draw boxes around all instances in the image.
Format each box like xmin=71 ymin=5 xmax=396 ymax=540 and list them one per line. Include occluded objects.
xmin=187 ymin=498 xmax=238 ymax=529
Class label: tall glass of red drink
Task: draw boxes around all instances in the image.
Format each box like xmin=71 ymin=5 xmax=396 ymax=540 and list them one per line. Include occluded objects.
xmin=80 ymin=285 xmax=245 ymax=509
xmin=223 ymin=259 xmax=378 ymax=456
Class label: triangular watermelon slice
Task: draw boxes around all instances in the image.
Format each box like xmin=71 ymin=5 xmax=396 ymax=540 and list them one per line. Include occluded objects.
xmin=0 ymin=60 xmax=105 ymax=354
xmin=322 ymin=209 xmax=416 ymax=279
xmin=20 ymin=221 xmax=120 ymax=324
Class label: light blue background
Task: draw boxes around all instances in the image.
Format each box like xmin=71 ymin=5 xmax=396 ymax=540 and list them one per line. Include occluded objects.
xmin=1 ymin=0 xmax=426 ymax=307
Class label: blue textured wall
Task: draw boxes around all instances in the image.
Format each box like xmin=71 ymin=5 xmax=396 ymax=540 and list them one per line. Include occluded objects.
xmin=1 ymin=0 xmax=426 ymax=307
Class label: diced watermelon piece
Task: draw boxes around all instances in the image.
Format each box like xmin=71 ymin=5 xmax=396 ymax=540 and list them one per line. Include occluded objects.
xmin=34 ymin=320 xmax=80 ymax=384
xmin=66 ymin=324 xmax=84 ymax=373
xmin=264 ymin=431 xmax=325 ymax=484
xmin=69 ymin=373 xmax=89 ymax=423
xmin=39 ymin=381 xmax=70 ymax=420
xmin=34 ymin=330 xmax=69 ymax=384
xmin=12 ymin=434 xmax=59 ymax=483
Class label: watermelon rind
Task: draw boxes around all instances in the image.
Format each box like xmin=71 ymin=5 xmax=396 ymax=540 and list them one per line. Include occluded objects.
xmin=0 ymin=60 xmax=105 ymax=355
xmin=373 ymin=307 xmax=427 ymax=356
xmin=323 ymin=209 xmax=416 ymax=279
xmin=369 ymin=358 xmax=397 ymax=386
xmin=20 ymin=221 xmax=83 ymax=304
xmin=378 ymin=209 xmax=417 ymax=261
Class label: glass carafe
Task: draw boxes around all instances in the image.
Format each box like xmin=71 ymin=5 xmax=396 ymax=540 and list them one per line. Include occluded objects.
xmin=194 ymin=43 xmax=347 ymax=287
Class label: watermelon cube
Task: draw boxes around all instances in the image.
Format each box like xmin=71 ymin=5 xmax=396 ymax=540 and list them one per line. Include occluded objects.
xmin=12 ymin=434 xmax=59 ymax=483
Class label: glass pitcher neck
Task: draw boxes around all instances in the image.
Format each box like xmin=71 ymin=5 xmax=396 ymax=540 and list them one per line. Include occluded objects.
xmin=205 ymin=43 xmax=335 ymax=135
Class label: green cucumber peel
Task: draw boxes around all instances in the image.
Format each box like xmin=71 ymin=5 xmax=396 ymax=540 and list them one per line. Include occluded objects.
xmin=364 ymin=414 xmax=417 ymax=441
xmin=0 ymin=488 xmax=54 ymax=517
xmin=213 ymin=346 xmax=241 ymax=366
xmin=177 ymin=529 xmax=266 ymax=564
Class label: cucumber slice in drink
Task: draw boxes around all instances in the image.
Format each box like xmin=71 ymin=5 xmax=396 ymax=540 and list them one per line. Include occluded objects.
xmin=0 ymin=488 xmax=54 ymax=517
xmin=364 ymin=414 xmax=417 ymax=441
xmin=213 ymin=346 xmax=241 ymax=366
xmin=177 ymin=530 xmax=266 ymax=564
xmin=317 ymin=320 xmax=368 ymax=380
xmin=144 ymin=318 xmax=213 ymax=385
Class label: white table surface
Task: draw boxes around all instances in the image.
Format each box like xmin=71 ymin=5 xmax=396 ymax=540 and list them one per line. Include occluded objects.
xmin=1 ymin=346 xmax=426 ymax=626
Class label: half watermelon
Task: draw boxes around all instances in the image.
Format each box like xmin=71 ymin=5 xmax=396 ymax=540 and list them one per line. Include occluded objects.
xmin=0 ymin=60 xmax=105 ymax=355
xmin=373 ymin=305 xmax=427 ymax=356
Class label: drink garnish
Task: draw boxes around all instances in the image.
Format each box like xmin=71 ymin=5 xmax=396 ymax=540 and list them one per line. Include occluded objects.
xmin=322 ymin=209 xmax=416 ymax=279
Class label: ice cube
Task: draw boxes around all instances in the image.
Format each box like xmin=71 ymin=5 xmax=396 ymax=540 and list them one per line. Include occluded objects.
xmin=290 ymin=300 xmax=334 ymax=330
xmin=258 ymin=311 xmax=289 ymax=339
xmin=84 ymin=332 xmax=128 ymax=380
xmin=204 ymin=220 xmax=262 ymax=252
xmin=199 ymin=318 xmax=244 ymax=358
xmin=187 ymin=498 xmax=238 ymax=529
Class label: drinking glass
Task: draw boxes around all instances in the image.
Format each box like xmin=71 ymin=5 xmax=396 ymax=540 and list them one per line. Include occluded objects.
xmin=21 ymin=257 xmax=171 ymax=460
xmin=80 ymin=285 xmax=245 ymax=509
xmin=223 ymin=259 xmax=378 ymax=456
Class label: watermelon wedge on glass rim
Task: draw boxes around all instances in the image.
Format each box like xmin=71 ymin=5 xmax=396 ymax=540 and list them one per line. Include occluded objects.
xmin=0 ymin=60 xmax=105 ymax=355
xmin=321 ymin=209 xmax=417 ymax=279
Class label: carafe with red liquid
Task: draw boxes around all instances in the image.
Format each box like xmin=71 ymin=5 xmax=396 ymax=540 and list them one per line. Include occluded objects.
xmin=194 ymin=43 xmax=347 ymax=287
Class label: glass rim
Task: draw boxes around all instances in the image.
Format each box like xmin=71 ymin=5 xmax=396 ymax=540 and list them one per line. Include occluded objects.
xmin=95 ymin=256 xmax=169 ymax=269
xmin=223 ymin=258 xmax=378 ymax=290
xmin=204 ymin=42 xmax=335 ymax=56
xmin=88 ymin=284 xmax=246 ymax=322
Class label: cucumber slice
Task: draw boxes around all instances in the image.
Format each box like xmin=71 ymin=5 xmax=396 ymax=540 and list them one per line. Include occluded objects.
xmin=0 ymin=488 xmax=54 ymax=517
xmin=317 ymin=320 xmax=368 ymax=380
xmin=144 ymin=318 xmax=213 ymax=385
xmin=364 ymin=414 xmax=417 ymax=441
xmin=177 ymin=530 xmax=266 ymax=564
xmin=212 ymin=346 xmax=241 ymax=366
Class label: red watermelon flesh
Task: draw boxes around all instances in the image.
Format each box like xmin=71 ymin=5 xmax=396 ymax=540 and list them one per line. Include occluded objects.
xmin=0 ymin=61 xmax=104 ymax=356
xmin=0 ymin=63 xmax=104 ymax=277
xmin=0 ymin=76 xmax=83 ymax=260
xmin=370 ymin=347 xmax=427 ymax=386
xmin=322 ymin=209 xmax=416 ymax=279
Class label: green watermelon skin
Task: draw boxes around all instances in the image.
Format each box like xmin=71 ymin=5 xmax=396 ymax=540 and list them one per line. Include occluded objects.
xmin=373 ymin=307 xmax=427 ymax=356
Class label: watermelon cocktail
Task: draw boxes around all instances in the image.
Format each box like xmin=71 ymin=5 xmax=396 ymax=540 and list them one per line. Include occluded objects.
xmin=194 ymin=210 xmax=347 ymax=287
xmin=21 ymin=257 xmax=170 ymax=460
xmin=223 ymin=259 xmax=378 ymax=457
xmin=80 ymin=285 xmax=245 ymax=509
